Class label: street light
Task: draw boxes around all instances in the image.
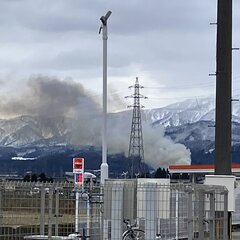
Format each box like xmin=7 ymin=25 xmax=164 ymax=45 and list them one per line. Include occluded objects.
xmin=100 ymin=11 xmax=112 ymax=25
xmin=99 ymin=11 xmax=112 ymax=185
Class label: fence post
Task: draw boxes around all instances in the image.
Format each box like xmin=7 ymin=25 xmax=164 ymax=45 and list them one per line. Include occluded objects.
xmin=198 ymin=190 xmax=205 ymax=239
xmin=0 ymin=189 xmax=2 ymax=226
xmin=40 ymin=186 xmax=45 ymax=235
xmin=75 ymin=190 xmax=80 ymax=234
xmin=111 ymin=183 xmax=123 ymax=240
xmin=223 ymin=191 xmax=228 ymax=239
xmin=48 ymin=187 xmax=53 ymax=239
xmin=145 ymin=183 xmax=157 ymax=240
xmin=87 ymin=196 xmax=93 ymax=238
xmin=188 ymin=189 xmax=193 ymax=240
xmin=103 ymin=184 xmax=109 ymax=240
xmin=175 ymin=189 xmax=179 ymax=240
xmin=209 ymin=192 xmax=215 ymax=240
xmin=55 ymin=188 xmax=59 ymax=236
xmin=100 ymin=186 xmax=104 ymax=240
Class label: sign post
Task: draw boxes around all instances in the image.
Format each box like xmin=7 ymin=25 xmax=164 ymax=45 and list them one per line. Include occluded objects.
xmin=73 ymin=158 xmax=84 ymax=234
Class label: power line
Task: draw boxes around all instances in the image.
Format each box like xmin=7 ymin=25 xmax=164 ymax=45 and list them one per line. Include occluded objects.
xmin=146 ymin=95 xmax=215 ymax=101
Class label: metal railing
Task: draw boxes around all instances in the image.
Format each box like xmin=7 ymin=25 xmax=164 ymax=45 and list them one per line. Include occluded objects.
xmin=103 ymin=179 xmax=228 ymax=240
xmin=0 ymin=179 xmax=228 ymax=239
xmin=0 ymin=181 xmax=102 ymax=240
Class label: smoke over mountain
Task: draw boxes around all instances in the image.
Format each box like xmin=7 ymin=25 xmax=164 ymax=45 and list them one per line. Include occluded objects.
xmin=0 ymin=75 xmax=100 ymax=118
xmin=107 ymin=116 xmax=191 ymax=168
xmin=0 ymin=76 xmax=190 ymax=168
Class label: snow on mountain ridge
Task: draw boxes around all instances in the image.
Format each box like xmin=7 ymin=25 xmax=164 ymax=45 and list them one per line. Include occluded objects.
xmin=0 ymin=96 xmax=239 ymax=148
xmin=0 ymin=115 xmax=72 ymax=147
xmin=146 ymin=97 xmax=240 ymax=127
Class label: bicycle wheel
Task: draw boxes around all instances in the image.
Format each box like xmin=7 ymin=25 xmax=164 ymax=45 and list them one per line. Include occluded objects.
xmin=122 ymin=229 xmax=145 ymax=240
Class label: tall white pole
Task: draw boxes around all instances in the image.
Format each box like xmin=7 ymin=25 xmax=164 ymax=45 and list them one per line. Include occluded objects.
xmin=86 ymin=199 xmax=90 ymax=236
xmin=176 ymin=190 xmax=179 ymax=240
xmin=75 ymin=191 xmax=79 ymax=233
xmin=100 ymin=11 xmax=111 ymax=185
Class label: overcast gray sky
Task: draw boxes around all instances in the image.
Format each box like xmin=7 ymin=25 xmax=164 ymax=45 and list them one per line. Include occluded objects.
xmin=0 ymin=0 xmax=239 ymax=110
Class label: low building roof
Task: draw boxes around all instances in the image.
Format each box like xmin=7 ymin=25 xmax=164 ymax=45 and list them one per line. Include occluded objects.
xmin=169 ymin=164 xmax=240 ymax=174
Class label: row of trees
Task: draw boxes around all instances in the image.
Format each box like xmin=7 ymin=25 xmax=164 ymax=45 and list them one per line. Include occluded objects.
xmin=23 ymin=172 xmax=53 ymax=182
xmin=154 ymin=168 xmax=170 ymax=178
xmin=154 ymin=168 xmax=189 ymax=179
xmin=23 ymin=169 xmax=189 ymax=181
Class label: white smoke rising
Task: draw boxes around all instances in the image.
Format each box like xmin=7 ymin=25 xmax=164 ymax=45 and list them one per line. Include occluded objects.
xmin=142 ymin=123 xmax=191 ymax=168
xmin=107 ymin=115 xmax=191 ymax=169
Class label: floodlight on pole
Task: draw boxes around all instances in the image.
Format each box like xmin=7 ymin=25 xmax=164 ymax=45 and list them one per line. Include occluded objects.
xmin=100 ymin=11 xmax=112 ymax=25
xmin=99 ymin=11 xmax=111 ymax=185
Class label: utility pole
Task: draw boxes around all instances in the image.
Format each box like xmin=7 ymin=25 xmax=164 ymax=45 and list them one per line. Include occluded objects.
xmin=214 ymin=1 xmax=232 ymax=239
xmin=126 ymin=77 xmax=147 ymax=178
xmin=215 ymin=0 xmax=232 ymax=175
xmin=99 ymin=11 xmax=112 ymax=185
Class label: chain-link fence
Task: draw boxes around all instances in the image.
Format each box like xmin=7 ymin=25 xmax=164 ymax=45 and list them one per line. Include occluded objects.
xmin=0 ymin=181 xmax=102 ymax=240
xmin=233 ymin=184 xmax=240 ymax=226
xmin=103 ymin=179 xmax=228 ymax=240
xmin=0 ymin=179 xmax=228 ymax=239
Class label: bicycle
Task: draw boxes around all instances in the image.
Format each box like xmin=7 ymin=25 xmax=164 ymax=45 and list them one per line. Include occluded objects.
xmin=122 ymin=219 xmax=145 ymax=240
xmin=68 ymin=228 xmax=90 ymax=239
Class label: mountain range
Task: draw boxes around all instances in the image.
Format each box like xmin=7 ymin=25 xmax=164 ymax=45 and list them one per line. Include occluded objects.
xmin=146 ymin=97 xmax=240 ymax=127
xmin=0 ymin=97 xmax=240 ymax=175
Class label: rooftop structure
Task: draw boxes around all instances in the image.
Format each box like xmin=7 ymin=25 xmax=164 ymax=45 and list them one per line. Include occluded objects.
xmin=169 ymin=164 xmax=240 ymax=174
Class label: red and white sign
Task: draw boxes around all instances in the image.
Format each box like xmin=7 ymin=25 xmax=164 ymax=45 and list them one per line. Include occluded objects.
xmin=73 ymin=158 xmax=84 ymax=187
xmin=73 ymin=158 xmax=84 ymax=173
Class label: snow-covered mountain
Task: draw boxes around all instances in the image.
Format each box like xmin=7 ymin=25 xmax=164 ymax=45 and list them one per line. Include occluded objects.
xmin=145 ymin=97 xmax=240 ymax=127
xmin=0 ymin=115 xmax=72 ymax=147
xmin=0 ymin=96 xmax=239 ymax=149
xmin=165 ymin=120 xmax=240 ymax=151
xmin=0 ymin=97 xmax=240 ymax=175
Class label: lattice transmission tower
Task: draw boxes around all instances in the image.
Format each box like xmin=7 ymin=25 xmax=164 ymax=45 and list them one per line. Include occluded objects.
xmin=125 ymin=77 xmax=147 ymax=178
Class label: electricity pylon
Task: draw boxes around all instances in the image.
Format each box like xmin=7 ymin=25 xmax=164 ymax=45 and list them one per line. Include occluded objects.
xmin=126 ymin=77 xmax=147 ymax=178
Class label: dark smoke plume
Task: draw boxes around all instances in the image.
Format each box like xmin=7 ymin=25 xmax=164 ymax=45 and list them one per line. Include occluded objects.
xmin=0 ymin=75 xmax=100 ymax=118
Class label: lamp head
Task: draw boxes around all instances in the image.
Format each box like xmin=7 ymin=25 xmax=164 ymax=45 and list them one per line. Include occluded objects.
xmin=105 ymin=11 xmax=112 ymax=20
xmin=100 ymin=11 xmax=112 ymax=25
